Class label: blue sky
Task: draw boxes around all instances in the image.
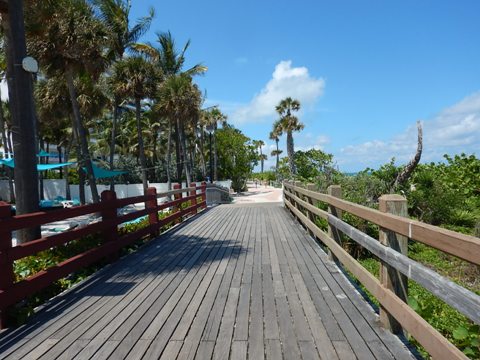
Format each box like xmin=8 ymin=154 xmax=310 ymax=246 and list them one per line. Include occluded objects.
xmin=135 ymin=1 xmax=477 ymax=171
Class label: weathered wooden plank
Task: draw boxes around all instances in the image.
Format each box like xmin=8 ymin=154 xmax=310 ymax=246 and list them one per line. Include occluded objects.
xmin=211 ymin=208 xmax=254 ymax=359
xmin=176 ymin=207 xmax=247 ymax=359
xmin=248 ymin=210 xmax=265 ymax=360
xmin=231 ymin=340 xmax=247 ymax=360
xmin=140 ymin=209 xmax=240 ymax=359
xmin=285 ymin=200 xmax=468 ymax=360
xmin=233 ymin=209 xmax=256 ymax=342
xmin=159 ymin=340 xmax=183 ymax=360
xmin=201 ymin=207 xmax=250 ymax=343
xmin=42 ymin=211 xmax=220 ymax=356
xmin=279 ymin=207 xmax=374 ymax=358
xmin=284 ymin=182 xmax=480 ymax=265
xmin=2 ymin=229 xmax=193 ymax=360
xmin=299 ymin=340 xmax=320 ymax=360
xmin=299 ymin=223 xmax=414 ymax=359
xmin=329 ymin=214 xmax=480 ymax=324
xmin=265 ymin=339 xmax=282 ymax=360
xmin=196 ymin=341 xmax=215 ymax=360
xmin=286 ymin=207 xmax=403 ymax=360
xmin=332 ymin=340 xmax=356 ymax=360
xmin=37 ymin=213 xmax=221 ymax=360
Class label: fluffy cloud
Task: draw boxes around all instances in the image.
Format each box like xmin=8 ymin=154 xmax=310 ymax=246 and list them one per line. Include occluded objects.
xmin=296 ymin=135 xmax=331 ymax=151
xmin=231 ymin=60 xmax=325 ymax=124
xmin=339 ymin=92 xmax=480 ymax=168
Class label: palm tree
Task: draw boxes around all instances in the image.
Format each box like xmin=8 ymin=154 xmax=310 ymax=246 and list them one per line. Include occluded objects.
xmin=269 ymin=122 xmax=282 ymax=174
xmin=139 ymin=31 xmax=206 ymax=184
xmin=155 ymin=74 xmax=202 ymax=187
xmin=3 ymin=0 xmax=41 ymax=242
xmin=252 ymin=140 xmax=266 ymax=172
xmin=111 ymin=56 xmax=161 ymax=190
xmin=275 ymin=97 xmax=304 ymax=175
xmin=93 ymin=0 xmax=154 ymax=189
xmin=27 ymin=0 xmax=109 ymax=203
xmin=204 ymin=108 xmax=227 ymax=181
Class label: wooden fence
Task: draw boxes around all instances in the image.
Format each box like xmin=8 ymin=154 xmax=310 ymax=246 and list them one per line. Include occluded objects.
xmin=0 ymin=182 xmax=207 ymax=329
xmin=283 ymin=181 xmax=480 ymax=360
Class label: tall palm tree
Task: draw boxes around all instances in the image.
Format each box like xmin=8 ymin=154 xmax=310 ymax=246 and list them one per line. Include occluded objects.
xmin=111 ymin=56 xmax=161 ymax=190
xmin=269 ymin=122 xmax=282 ymax=174
xmin=3 ymin=0 xmax=40 ymax=241
xmin=252 ymin=139 xmax=266 ymax=172
xmin=139 ymin=31 xmax=206 ymax=184
xmin=275 ymin=97 xmax=303 ymax=175
xmin=27 ymin=0 xmax=109 ymax=203
xmin=93 ymin=0 xmax=154 ymax=189
xmin=204 ymin=107 xmax=226 ymax=181
xmin=155 ymin=74 xmax=202 ymax=187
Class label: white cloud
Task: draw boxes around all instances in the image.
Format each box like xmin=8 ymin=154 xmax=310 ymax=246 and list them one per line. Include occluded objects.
xmin=230 ymin=60 xmax=325 ymax=124
xmin=339 ymin=92 xmax=480 ymax=168
xmin=296 ymin=134 xmax=331 ymax=152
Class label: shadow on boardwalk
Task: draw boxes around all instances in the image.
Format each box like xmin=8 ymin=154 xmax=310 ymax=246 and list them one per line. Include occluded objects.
xmin=0 ymin=204 xmax=416 ymax=360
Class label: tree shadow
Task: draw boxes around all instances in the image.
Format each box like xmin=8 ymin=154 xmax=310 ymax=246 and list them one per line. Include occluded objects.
xmin=0 ymin=223 xmax=246 ymax=353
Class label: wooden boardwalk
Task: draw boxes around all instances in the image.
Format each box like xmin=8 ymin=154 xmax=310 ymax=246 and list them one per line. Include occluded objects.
xmin=0 ymin=204 xmax=416 ymax=360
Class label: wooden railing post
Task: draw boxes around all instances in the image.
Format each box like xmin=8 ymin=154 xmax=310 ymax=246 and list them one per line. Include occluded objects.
xmin=306 ymin=183 xmax=318 ymax=237
xmin=173 ymin=183 xmax=182 ymax=223
xmin=327 ymin=185 xmax=342 ymax=263
xmin=100 ymin=190 xmax=119 ymax=261
xmin=190 ymin=182 xmax=197 ymax=216
xmin=0 ymin=202 xmax=14 ymax=328
xmin=201 ymin=181 xmax=207 ymax=209
xmin=379 ymin=194 xmax=408 ymax=335
xmin=146 ymin=187 xmax=159 ymax=237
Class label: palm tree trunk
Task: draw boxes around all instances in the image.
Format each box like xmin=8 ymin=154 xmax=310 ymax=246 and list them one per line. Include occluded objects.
xmin=39 ymin=138 xmax=44 ymax=200
xmin=213 ymin=125 xmax=218 ymax=181
xmin=260 ymin=146 xmax=264 ymax=173
xmin=4 ymin=2 xmax=40 ymax=242
xmin=65 ymin=135 xmax=74 ymax=200
xmin=65 ymin=68 xmax=99 ymax=203
xmin=72 ymin=125 xmax=85 ymax=204
xmin=287 ymin=130 xmax=295 ymax=175
xmin=174 ymin=121 xmax=182 ymax=182
xmin=0 ymin=90 xmax=14 ymax=202
xmin=199 ymin=128 xmax=206 ymax=177
xmin=176 ymin=117 xmax=191 ymax=186
xmin=135 ymin=97 xmax=148 ymax=191
xmin=109 ymin=100 xmax=119 ymax=191
xmin=275 ymin=139 xmax=279 ymax=173
xmin=57 ymin=145 xmax=63 ymax=178
xmin=166 ymin=121 xmax=172 ymax=190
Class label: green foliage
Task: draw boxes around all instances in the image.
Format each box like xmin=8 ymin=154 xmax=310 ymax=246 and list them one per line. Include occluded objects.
xmin=215 ymin=125 xmax=257 ymax=192
xmin=253 ymin=171 xmax=276 ymax=182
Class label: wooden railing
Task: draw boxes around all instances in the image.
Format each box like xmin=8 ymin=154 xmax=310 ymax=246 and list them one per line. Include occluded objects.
xmin=0 ymin=182 xmax=207 ymax=329
xmin=283 ymin=181 xmax=480 ymax=360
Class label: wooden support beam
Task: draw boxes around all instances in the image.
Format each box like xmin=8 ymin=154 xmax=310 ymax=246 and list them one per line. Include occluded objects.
xmin=0 ymin=202 xmax=13 ymax=328
xmin=146 ymin=187 xmax=159 ymax=237
xmin=379 ymin=195 xmax=408 ymax=335
xmin=327 ymin=185 xmax=342 ymax=263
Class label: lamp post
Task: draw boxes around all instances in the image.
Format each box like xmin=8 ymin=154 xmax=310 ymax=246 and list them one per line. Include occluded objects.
xmin=206 ymin=124 xmax=214 ymax=183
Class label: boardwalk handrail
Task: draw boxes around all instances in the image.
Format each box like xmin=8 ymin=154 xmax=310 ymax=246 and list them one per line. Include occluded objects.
xmin=283 ymin=181 xmax=479 ymax=360
xmin=0 ymin=182 xmax=207 ymax=328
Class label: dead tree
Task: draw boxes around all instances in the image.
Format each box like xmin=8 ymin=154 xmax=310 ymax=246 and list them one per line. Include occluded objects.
xmin=391 ymin=121 xmax=423 ymax=192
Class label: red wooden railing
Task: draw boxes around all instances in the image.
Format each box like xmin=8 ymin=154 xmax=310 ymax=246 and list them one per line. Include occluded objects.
xmin=0 ymin=182 xmax=207 ymax=328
